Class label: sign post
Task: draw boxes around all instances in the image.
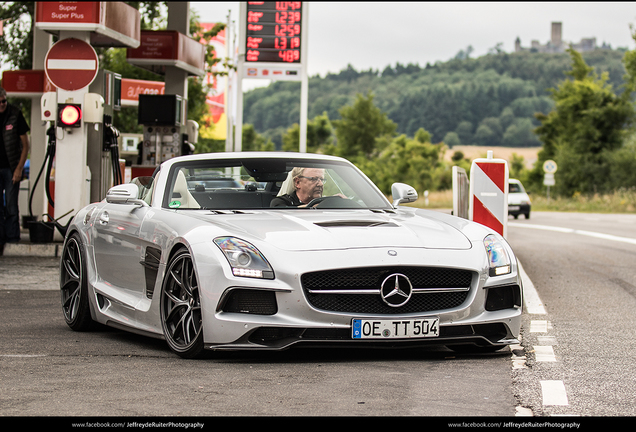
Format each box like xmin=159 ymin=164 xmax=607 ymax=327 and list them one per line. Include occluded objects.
xmin=543 ymin=159 xmax=558 ymax=201
xmin=235 ymin=1 xmax=308 ymax=152
xmin=43 ymin=34 xmax=97 ymax=231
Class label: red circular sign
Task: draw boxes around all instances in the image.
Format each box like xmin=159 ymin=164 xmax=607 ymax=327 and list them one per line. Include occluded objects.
xmin=45 ymin=38 xmax=99 ymax=91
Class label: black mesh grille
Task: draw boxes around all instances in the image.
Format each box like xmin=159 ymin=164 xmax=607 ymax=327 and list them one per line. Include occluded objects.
xmin=221 ymin=289 xmax=277 ymax=315
xmin=301 ymin=267 xmax=473 ymax=314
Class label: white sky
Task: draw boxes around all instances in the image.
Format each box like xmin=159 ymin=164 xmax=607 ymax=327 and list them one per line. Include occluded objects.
xmin=192 ymin=1 xmax=636 ymax=79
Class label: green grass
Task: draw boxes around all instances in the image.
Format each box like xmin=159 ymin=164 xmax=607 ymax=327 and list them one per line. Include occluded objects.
xmin=402 ymin=188 xmax=636 ymax=213
xmin=530 ymin=188 xmax=636 ymax=213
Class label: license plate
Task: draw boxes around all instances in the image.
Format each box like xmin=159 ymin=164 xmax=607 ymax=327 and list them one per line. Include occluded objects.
xmin=352 ymin=317 xmax=439 ymax=339
xmin=509 ymin=205 xmax=520 ymax=211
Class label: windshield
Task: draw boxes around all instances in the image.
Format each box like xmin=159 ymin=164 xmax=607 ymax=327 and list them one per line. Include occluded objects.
xmin=163 ymin=157 xmax=391 ymax=210
xmin=509 ymin=182 xmax=526 ymax=193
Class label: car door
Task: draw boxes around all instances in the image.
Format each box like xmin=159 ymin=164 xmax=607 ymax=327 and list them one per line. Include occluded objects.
xmin=92 ymin=202 xmax=148 ymax=294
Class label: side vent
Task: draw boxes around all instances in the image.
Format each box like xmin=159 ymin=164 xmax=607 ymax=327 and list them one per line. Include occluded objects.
xmin=140 ymin=246 xmax=162 ymax=298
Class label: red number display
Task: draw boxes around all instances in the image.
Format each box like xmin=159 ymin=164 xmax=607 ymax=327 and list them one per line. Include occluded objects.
xmin=246 ymin=1 xmax=303 ymax=63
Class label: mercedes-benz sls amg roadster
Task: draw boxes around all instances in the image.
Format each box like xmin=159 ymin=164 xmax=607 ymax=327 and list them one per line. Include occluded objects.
xmin=60 ymin=152 xmax=522 ymax=358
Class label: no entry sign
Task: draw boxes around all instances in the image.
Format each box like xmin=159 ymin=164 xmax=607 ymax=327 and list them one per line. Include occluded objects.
xmin=45 ymin=38 xmax=98 ymax=91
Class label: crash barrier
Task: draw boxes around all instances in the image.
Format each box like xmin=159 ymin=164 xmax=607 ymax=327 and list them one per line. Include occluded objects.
xmin=469 ymin=151 xmax=509 ymax=237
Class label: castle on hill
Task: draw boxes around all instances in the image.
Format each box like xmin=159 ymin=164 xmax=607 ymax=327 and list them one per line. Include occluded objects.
xmin=515 ymin=22 xmax=611 ymax=54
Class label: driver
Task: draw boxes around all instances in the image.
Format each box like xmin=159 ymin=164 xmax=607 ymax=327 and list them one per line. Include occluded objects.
xmin=271 ymin=167 xmax=326 ymax=207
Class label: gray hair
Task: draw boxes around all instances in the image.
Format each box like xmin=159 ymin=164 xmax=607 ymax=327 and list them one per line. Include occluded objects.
xmin=0 ymin=87 xmax=6 ymax=98
xmin=290 ymin=167 xmax=306 ymax=183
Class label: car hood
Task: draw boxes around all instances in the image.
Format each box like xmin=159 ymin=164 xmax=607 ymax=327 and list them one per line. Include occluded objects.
xmin=508 ymin=192 xmax=531 ymax=205
xmin=191 ymin=210 xmax=472 ymax=251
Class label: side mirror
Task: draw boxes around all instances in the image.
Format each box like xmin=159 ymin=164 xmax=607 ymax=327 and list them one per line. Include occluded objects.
xmin=106 ymin=183 xmax=148 ymax=207
xmin=391 ymin=183 xmax=418 ymax=207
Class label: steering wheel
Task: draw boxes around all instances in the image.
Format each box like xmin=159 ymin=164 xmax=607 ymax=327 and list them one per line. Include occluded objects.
xmin=304 ymin=195 xmax=363 ymax=209
xmin=304 ymin=196 xmax=329 ymax=208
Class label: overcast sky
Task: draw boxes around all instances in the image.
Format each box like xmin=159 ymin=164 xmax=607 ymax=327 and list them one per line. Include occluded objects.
xmin=192 ymin=1 xmax=636 ymax=79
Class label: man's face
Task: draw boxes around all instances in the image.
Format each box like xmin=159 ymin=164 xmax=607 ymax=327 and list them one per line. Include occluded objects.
xmin=295 ymin=168 xmax=325 ymax=203
xmin=0 ymin=95 xmax=7 ymax=114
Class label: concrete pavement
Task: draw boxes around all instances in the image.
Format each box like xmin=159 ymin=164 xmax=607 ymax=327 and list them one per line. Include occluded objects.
xmin=1 ymin=227 xmax=62 ymax=291
xmin=2 ymin=227 xmax=63 ymax=257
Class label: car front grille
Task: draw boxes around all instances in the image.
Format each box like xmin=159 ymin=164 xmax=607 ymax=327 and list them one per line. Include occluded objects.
xmin=301 ymin=266 xmax=473 ymax=314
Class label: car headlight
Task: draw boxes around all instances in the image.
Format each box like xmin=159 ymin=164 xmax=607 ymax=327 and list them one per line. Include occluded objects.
xmin=214 ymin=237 xmax=274 ymax=279
xmin=484 ymin=234 xmax=511 ymax=276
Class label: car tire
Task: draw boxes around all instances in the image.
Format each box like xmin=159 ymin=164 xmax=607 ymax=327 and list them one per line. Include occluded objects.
xmin=160 ymin=247 xmax=205 ymax=359
xmin=60 ymin=233 xmax=95 ymax=331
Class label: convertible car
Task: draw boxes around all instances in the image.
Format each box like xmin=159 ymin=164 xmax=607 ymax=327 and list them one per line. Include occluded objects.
xmin=60 ymin=152 xmax=522 ymax=358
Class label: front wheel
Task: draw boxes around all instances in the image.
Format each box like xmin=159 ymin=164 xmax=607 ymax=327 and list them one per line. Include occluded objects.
xmin=160 ymin=248 xmax=205 ymax=358
xmin=60 ymin=233 xmax=95 ymax=331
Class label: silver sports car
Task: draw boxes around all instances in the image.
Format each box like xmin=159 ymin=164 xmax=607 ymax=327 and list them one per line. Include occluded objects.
xmin=60 ymin=152 xmax=522 ymax=358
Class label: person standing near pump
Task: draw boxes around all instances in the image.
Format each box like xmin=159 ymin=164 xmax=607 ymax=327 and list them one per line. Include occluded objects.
xmin=0 ymin=87 xmax=30 ymax=255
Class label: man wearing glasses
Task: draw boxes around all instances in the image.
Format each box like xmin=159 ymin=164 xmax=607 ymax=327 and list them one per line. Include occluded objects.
xmin=271 ymin=167 xmax=329 ymax=207
xmin=0 ymin=87 xmax=30 ymax=255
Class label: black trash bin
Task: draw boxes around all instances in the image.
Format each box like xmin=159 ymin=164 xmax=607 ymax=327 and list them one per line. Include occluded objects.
xmin=27 ymin=220 xmax=55 ymax=243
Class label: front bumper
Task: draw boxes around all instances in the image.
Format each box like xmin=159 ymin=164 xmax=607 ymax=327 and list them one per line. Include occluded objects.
xmin=508 ymin=204 xmax=531 ymax=217
xmin=192 ymin=243 xmax=523 ymax=351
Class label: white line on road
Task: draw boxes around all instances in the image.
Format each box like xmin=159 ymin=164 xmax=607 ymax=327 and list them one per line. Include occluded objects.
xmin=509 ymin=222 xmax=636 ymax=246
xmin=0 ymin=354 xmax=46 ymax=358
xmin=519 ymin=261 xmax=547 ymax=315
xmin=541 ymin=380 xmax=569 ymax=406
xmin=530 ymin=320 xmax=548 ymax=333
xmin=534 ymin=345 xmax=557 ymax=362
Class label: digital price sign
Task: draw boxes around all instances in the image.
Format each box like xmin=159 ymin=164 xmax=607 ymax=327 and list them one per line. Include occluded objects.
xmin=245 ymin=1 xmax=303 ymax=63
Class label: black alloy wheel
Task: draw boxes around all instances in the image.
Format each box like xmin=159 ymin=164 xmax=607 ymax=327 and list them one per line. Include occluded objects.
xmin=160 ymin=248 xmax=205 ymax=358
xmin=60 ymin=233 xmax=95 ymax=331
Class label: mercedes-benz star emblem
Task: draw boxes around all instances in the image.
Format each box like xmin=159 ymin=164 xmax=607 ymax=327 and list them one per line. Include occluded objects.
xmin=380 ymin=273 xmax=413 ymax=307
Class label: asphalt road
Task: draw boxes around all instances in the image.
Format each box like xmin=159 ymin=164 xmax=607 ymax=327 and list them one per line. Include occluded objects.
xmin=507 ymin=212 xmax=636 ymax=417
xmin=0 ymin=259 xmax=516 ymax=418
xmin=2 ymin=211 xmax=635 ymax=422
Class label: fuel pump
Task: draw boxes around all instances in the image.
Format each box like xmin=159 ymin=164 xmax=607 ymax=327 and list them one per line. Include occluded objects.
xmin=132 ymin=94 xmax=184 ymax=177
xmin=86 ymin=70 xmax=122 ymax=202
xmin=28 ymin=124 xmax=56 ymax=218
xmin=103 ymin=116 xmax=123 ymax=186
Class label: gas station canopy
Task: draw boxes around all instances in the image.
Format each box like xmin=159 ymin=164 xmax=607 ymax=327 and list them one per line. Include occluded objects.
xmin=35 ymin=1 xmax=140 ymax=48
xmin=126 ymin=30 xmax=206 ymax=77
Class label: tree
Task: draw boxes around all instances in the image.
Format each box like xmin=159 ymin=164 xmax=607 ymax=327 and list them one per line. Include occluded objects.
xmin=241 ymin=124 xmax=274 ymax=151
xmin=443 ymin=131 xmax=461 ymax=148
xmin=532 ymin=48 xmax=635 ymax=195
xmin=332 ymin=91 xmax=396 ymax=158
xmin=0 ymin=2 xmax=34 ymax=70
xmin=502 ymin=118 xmax=541 ymax=147
xmin=454 ymin=45 xmax=474 ymax=60
xmin=282 ymin=112 xmax=334 ymax=153
xmin=368 ymin=129 xmax=445 ymax=194
xmin=455 ymin=121 xmax=473 ymax=146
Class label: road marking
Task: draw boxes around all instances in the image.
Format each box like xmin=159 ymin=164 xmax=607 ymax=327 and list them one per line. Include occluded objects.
xmin=530 ymin=320 xmax=548 ymax=333
xmin=519 ymin=262 xmax=547 ymax=315
xmin=0 ymin=354 xmax=46 ymax=358
xmin=511 ymin=343 xmax=527 ymax=369
xmin=509 ymin=222 xmax=636 ymax=246
xmin=515 ymin=406 xmax=533 ymax=416
xmin=541 ymin=380 xmax=569 ymax=406
xmin=516 ymin=259 xmax=573 ymax=413
xmin=534 ymin=345 xmax=557 ymax=362
xmin=537 ymin=335 xmax=557 ymax=345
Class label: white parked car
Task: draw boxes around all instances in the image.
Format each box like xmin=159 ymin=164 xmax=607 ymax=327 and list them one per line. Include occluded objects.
xmin=508 ymin=178 xmax=531 ymax=219
xmin=60 ymin=152 xmax=522 ymax=358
